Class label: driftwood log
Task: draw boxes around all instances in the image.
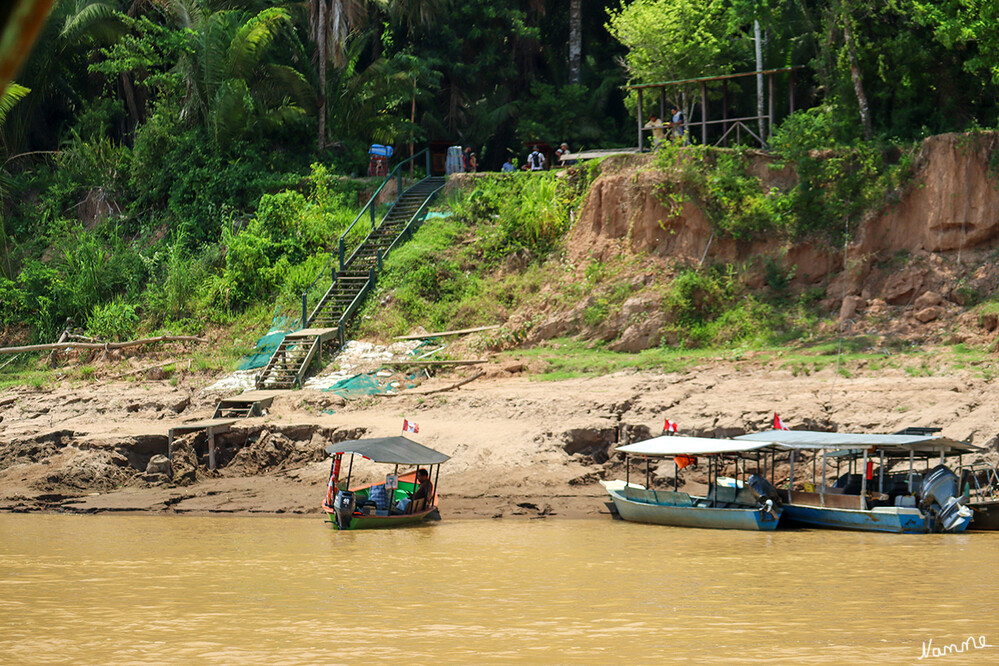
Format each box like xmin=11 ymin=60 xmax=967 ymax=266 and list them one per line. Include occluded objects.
xmin=393 ymin=325 xmax=500 ymax=340
xmin=0 ymin=335 xmax=208 ymax=355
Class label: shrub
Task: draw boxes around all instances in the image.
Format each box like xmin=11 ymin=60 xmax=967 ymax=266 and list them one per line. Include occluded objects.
xmin=88 ymin=297 xmax=139 ymax=341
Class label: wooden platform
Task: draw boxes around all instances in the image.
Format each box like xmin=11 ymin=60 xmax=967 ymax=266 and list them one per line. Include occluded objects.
xmin=167 ymin=419 xmax=236 ymax=470
xmin=285 ymin=327 xmax=338 ymax=340
xmin=212 ymin=390 xmax=282 ymax=419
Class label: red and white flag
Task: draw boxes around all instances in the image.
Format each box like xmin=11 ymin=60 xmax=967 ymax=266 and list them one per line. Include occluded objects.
xmin=663 ymin=418 xmax=678 ymax=434
xmin=403 ymin=419 xmax=419 ymax=434
xmin=774 ymin=412 xmax=789 ymax=431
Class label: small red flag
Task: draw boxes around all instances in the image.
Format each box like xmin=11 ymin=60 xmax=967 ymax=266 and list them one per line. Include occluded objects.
xmin=774 ymin=413 xmax=790 ymax=431
xmin=664 ymin=418 xmax=678 ymax=434
xmin=403 ymin=419 xmax=419 ymax=434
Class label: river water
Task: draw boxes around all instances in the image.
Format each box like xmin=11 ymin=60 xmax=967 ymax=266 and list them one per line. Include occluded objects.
xmin=1 ymin=514 xmax=997 ymax=664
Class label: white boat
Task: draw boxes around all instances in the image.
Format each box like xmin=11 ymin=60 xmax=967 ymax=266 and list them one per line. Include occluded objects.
xmin=735 ymin=429 xmax=976 ymax=534
xmin=602 ymin=436 xmax=783 ymax=531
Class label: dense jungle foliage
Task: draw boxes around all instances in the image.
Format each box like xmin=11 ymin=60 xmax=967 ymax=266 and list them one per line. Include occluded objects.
xmin=1 ymin=0 xmax=999 ymax=349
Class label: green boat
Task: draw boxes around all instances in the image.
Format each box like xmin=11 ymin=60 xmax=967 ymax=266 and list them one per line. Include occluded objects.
xmin=322 ymin=435 xmax=450 ymax=530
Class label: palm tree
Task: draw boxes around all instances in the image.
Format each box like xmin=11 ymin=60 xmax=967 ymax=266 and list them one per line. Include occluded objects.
xmin=306 ymin=0 xmax=367 ymax=151
xmin=163 ymin=1 xmax=315 ymax=151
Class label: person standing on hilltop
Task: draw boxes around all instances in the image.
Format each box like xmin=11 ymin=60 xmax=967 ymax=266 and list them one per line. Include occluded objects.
xmin=463 ymin=146 xmax=477 ymax=172
xmin=644 ymin=114 xmax=664 ymax=148
xmin=526 ymin=146 xmax=546 ymax=171
xmin=670 ymin=106 xmax=686 ymax=143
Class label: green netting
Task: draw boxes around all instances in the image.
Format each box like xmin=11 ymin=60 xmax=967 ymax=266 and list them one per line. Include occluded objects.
xmin=237 ymin=314 xmax=300 ymax=370
xmin=324 ymin=372 xmax=383 ymax=397
xmin=323 ymin=370 xmax=424 ymax=397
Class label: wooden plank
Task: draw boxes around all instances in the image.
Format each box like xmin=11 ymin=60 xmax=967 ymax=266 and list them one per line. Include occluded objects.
xmin=394 ymin=325 xmax=500 ymax=340
xmin=387 ymin=359 xmax=486 ymax=366
xmin=169 ymin=419 xmax=236 ymax=435
xmin=379 ymin=370 xmax=485 ymax=397
xmin=286 ymin=328 xmax=337 ymax=338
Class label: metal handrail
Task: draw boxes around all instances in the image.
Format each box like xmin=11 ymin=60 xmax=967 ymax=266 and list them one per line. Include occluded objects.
xmin=335 ymin=267 xmax=376 ymax=347
xmin=301 ymin=147 xmax=432 ymax=327
xmin=383 ymin=181 xmax=444 ymax=258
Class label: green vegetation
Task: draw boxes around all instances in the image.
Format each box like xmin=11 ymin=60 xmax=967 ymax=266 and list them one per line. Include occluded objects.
xmin=354 ymin=172 xmax=588 ymax=338
xmin=2 ymin=0 xmax=999 ymax=388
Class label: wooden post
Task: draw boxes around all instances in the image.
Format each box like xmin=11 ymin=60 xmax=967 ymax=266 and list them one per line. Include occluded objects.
xmin=168 ymin=430 xmax=174 ymax=461
xmin=767 ymin=73 xmax=775 ymax=144
xmin=789 ymin=70 xmax=796 ymax=114
xmin=208 ymin=426 xmax=216 ymax=470
xmin=700 ymin=81 xmax=707 ymax=146
xmin=722 ymin=80 xmax=729 ymax=147
xmin=637 ymin=88 xmax=644 ymax=150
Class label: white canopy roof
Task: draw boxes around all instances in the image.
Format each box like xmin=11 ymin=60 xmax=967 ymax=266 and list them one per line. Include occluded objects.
xmin=735 ymin=429 xmax=977 ymax=455
xmin=616 ymin=435 xmax=773 ymax=457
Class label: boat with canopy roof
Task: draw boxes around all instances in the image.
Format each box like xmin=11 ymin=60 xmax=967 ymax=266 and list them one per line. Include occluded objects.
xmin=735 ymin=429 xmax=976 ymax=533
xmin=322 ymin=435 xmax=449 ymax=530
xmin=601 ymin=435 xmax=784 ymax=530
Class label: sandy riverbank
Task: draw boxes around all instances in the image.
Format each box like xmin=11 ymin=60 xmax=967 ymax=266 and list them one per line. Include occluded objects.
xmin=3 ymin=350 xmax=998 ymax=519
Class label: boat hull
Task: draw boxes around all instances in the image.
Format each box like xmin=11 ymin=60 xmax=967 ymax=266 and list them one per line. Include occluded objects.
xmin=968 ymin=500 xmax=999 ymax=530
xmin=782 ymin=503 xmax=970 ymax=534
xmin=605 ymin=488 xmax=781 ymax=531
xmin=323 ymin=505 xmax=439 ymax=530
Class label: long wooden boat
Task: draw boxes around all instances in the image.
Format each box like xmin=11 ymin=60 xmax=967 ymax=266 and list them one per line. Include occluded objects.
xmin=735 ymin=430 xmax=977 ymax=534
xmin=959 ymin=462 xmax=999 ymax=530
xmin=602 ymin=436 xmax=784 ymax=531
xmin=321 ymin=435 xmax=449 ymax=530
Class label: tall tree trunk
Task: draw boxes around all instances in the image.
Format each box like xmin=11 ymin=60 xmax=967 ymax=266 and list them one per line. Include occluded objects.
xmin=839 ymin=3 xmax=872 ymax=140
xmin=568 ymin=0 xmax=581 ymax=85
xmin=317 ymin=0 xmax=328 ymax=151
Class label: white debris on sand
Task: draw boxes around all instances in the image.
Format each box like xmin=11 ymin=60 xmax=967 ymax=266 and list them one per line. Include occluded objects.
xmin=200 ymin=340 xmax=427 ymax=393
xmin=203 ymin=370 xmax=260 ymax=393
xmin=303 ymin=340 xmax=424 ymax=391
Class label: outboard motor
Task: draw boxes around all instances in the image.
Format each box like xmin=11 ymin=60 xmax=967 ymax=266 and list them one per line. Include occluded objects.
xmin=333 ymin=490 xmax=356 ymax=530
xmin=919 ymin=465 xmax=973 ymax=532
xmin=746 ymin=474 xmax=782 ymax=519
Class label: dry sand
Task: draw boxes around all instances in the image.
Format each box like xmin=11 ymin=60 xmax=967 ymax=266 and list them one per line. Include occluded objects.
xmin=2 ymin=349 xmax=997 ymax=521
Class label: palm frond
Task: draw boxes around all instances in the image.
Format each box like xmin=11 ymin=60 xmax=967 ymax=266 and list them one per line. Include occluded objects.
xmin=227 ymin=7 xmax=292 ymax=80
xmin=0 ymin=84 xmax=31 ymax=126
xmin=60 ymin=1 xmax=126 ymax=44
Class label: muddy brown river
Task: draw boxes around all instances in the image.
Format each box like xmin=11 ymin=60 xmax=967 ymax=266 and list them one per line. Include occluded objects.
xmin=1 ymin=514 xmax=998 ymax=663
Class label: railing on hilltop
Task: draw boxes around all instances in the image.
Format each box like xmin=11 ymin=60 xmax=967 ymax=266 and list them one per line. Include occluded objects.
xmin=300 ymin=148 xmax=432 ymax=328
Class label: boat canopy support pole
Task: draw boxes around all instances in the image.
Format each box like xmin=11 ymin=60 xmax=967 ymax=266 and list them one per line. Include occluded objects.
xmin=789 ymin=450 xmax=795 ymax=494
xmin=674 ymin=460 xmax=679 ymax=491
xmin=879 ymin=449 xmax=885 ymax=494
xmin=860 ymin=449 xmax=868 ymax=511
xmin=908 ymin=450 xmax=914 ymax=493
xmin=433 ymin=464 xmax=440 ymax=503
xmin=821 ymin=451 xmax=827 ymax=506
xmin=812 ymin=453 xmax=817 ymax=487
xmin=646 ymin=457 xmax=651 ymax=490
xmin=346 ymin=454 xmax=354 ymax=487
xmin=626 ymin=455 xmax=630 ymax=487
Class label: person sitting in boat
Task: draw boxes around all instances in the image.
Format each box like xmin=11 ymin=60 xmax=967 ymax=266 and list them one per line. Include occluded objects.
xmin=395 ymin=469 xmax=433 ymax=514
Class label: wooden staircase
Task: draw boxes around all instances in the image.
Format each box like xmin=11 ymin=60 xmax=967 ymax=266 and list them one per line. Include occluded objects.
xmin=254 ymin=173 xmax=445 ymax=390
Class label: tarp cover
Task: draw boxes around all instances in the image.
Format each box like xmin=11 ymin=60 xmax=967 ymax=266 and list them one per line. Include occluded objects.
xmin=237 ymin=314 xmax=299 ymax=370
xmin=735 ymin=429 xmax=977 ymax=454
xmin=325 ymin=436 xmax=450 ymax=464
xmin=616 ymin=435 xmax=772 ymax=457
